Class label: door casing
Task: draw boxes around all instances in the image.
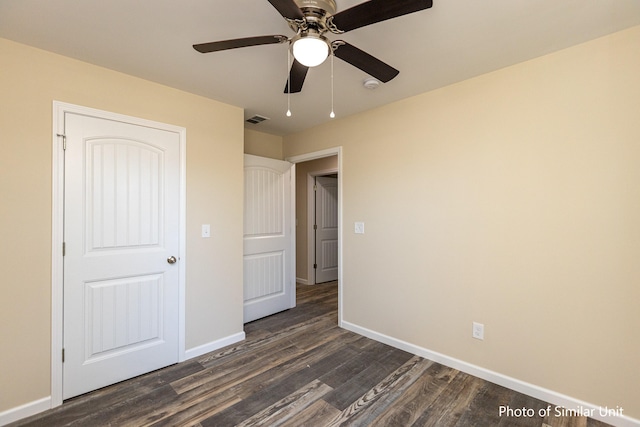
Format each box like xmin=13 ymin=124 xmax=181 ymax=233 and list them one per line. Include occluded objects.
xmin=287 ymin=147 xmax=343 ymax=325
xmin=51 ymin=101 xmax=187 ymax=407
xmin=314 ymin=175 xmax=339 ymax=284
xmin=306 ymin=169 xmax=338 ymax=284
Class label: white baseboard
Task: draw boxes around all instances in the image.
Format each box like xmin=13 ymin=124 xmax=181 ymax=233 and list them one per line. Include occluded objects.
xmin=184 ymin=331 xmax=246 ymax=361
xmin=0 ymin=396 xmax=51 ymax=427
xmin=4 ymin=326 xmax=636 ymax=427
xmin=340 ymin=320 xmax=639 ymax=427
xmin=1 ymin=332 xmax=246 ymax=426
xmin=296 ymin=277 xmax=309 ymax=285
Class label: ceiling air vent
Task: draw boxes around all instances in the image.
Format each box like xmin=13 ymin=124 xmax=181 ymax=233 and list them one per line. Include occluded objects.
xmin=246 ymin=115 xmax=270 ymax=125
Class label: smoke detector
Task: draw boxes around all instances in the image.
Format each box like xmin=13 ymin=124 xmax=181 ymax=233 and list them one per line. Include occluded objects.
xmin=363 ymin=78 xmax=380 ymax=89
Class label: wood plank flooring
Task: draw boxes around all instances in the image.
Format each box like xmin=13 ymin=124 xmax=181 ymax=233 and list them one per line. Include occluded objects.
xmin=12 ymin=282 xmax=612 ymax=427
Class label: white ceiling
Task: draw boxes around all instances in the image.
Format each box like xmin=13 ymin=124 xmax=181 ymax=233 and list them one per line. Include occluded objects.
xmin=1 ymin=0 xmax=639 ymax=136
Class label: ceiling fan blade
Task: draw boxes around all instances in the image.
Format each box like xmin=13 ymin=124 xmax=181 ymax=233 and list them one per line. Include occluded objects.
xmin=193 ymin=35 xmax=288 ymax=53
xmin=284 ymin=59 xmax=309 ymax=94
xmin=267 ymin=0 xmax=305 ymax=20
xmin=332 ymin=41 xmax=399 ymax=83
xmin=329 ymin=0 xmax=433 ymax=33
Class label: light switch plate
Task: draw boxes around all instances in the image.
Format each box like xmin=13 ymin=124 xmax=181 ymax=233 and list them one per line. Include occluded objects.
xmin=354 ymin=222 xmax=365 ymax=234
xmin=201 ymin=224 xmax=211 ymax=238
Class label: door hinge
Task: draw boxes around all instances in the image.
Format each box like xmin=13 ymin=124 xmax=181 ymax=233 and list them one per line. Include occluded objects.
xmin=62 ymin=242 xmax=66 ymax=256
xmin=313 ymin=184 xmax=317 ymax=191
xmin=313 ymin=224 xmax=317 ymax=230
xmin=62 ymin=348 xmax=65 ymax=363
xmin=57 ymin=133 xmax=67 ymax=150
xmin=313 ymin=263 xmax=317 ymax=269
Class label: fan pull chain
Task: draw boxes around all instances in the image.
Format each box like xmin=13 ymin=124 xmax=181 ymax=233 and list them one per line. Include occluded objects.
xmin=330 ymin=51 xmax=335 ymax=119
xmin=286 ymin=47 xmax=292 ymax=117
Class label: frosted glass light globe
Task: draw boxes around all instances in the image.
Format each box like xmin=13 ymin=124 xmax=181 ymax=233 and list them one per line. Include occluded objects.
xmin=292 ymin=36 xmax=329 ymax=67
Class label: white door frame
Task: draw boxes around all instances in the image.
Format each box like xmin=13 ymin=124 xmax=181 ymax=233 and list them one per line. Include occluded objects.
xmin=307 ymin=168 xmax=338 ymax=285
xmin=51 ymin=101 xmax=187 ymax=407
xmin=286 ymin=147 xmax=343 ymax=326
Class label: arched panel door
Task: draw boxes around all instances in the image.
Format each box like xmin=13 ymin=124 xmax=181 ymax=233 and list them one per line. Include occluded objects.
xmin=243 ymin=154 xmax=295 ymax=323
xmin=63 ymin=112 xmax=181 ymax=399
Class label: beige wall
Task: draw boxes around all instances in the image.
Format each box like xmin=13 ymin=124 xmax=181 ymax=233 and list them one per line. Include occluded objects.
xmin=0 ymin=38 xmax=244 ymax=412
xmin=244 ymin=129 xmax=283 ymax=159
xmin=283 ymin=26 xmax=640 ymax=419
xmin=294 ymin=156 xmax=338 ymax=283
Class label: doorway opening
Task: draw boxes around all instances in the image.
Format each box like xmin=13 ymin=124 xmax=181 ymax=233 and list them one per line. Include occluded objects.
xmin=310 ymin=172 xmax=339 ymax=284
xmin=287 ymin=148 xmax=342 ymax=325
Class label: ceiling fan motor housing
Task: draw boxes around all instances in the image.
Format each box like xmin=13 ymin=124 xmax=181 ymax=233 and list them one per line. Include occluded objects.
xmin=289 ymin=0 xmax=337 ymax=37
xmin=294 ymin=0 xmax=337 ymax=15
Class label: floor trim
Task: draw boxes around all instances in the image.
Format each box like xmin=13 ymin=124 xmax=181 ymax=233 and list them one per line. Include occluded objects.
xmin=1 ymin=332 xmax=246 ymax=425
xmin=184 ymin=332 xmax=246 ymax=361
xmin=0 ymin=397 xmax=51 ymax=426
xmin=341 ymin=320 xmax=639 ymax=427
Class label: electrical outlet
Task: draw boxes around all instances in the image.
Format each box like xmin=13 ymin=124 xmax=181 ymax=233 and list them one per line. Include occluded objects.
xmin=472 ymin=322 xmax=484 ymax=340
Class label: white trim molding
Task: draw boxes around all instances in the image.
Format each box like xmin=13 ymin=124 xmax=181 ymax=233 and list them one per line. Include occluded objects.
xmin=0 ymin=397 xmax=51 ymax=426
xmin=306 ymin=167 xmax=338 ymax=285
xmin=341 ymin=320 xmax=639 ymax=427
xmin=184 ymin=332 xmax=246 ymax=361
xmin=286 ymin=147 xmax=343 ymax=325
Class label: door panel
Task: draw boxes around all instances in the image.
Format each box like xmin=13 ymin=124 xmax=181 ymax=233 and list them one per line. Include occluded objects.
xmin=243 ymin=155 xmax=294 ymax=323
xmin=63 ymin=113 xmax=180 ymax=399
xmin=315 ymin=176 xmax=338 ymax=283
xmin=244 ymin=252 xmax=284 ymax=302
xmin=87 ymin=140 xmax=163 ymax=249
xmin=85 ymin=274 xmax=163 ymax=358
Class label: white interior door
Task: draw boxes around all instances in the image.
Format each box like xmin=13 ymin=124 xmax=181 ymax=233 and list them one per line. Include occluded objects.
xmin=243 ymin=154 xmax=295 ymax=323
xmin=63 ymin=112 xmax=181 ymax=399
xmin=314 ymin=176 xmax=339 ymax=283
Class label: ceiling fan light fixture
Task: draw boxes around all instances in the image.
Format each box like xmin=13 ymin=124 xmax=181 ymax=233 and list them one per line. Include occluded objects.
xmin=292 ymin=33 xmax=330 ymax=67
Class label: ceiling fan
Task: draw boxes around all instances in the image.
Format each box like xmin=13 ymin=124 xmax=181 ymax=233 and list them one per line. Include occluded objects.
xmin=193 ymin=0 xmax=433 ymax=94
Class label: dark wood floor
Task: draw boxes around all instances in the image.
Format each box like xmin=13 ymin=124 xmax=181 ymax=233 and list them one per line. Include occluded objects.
xmin=13 ymin=281 xmax=611 ymax=427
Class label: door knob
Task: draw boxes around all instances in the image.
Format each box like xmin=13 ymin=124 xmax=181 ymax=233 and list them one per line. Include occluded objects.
xmin=167 ymin=256 xmax=177 ymax=264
